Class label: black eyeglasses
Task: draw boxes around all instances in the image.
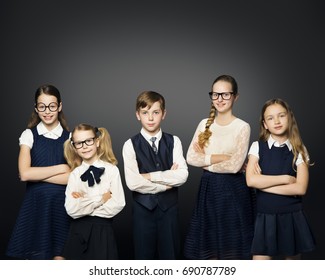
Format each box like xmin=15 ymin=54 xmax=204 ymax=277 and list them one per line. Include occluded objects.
xmin=35 ymin=102 xmax=59 ymax=112
xmin=209 ymin=92 xmax=233 ymax=100
xmin=72 ymin=138 xmax=96 ymax=149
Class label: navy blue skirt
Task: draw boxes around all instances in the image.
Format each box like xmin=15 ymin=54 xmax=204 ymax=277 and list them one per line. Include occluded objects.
xmin=251 ymin=210 xmax=316 ymax=256
xmin=6 ymin=182 xmax=71 ymax=259
xmin=184 ymin=171 xmax=256 ymax=260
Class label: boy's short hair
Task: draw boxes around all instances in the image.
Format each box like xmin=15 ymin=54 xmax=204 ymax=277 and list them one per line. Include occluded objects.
xmin=136 ymin=91 xmax=165 ymax=111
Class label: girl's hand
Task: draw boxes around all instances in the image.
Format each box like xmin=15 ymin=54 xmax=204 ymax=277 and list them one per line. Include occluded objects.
xmin=287 ymin=175 xmax=297 ymax=184
xmin=254 ymin=162 xmax=262 ymax=174
xmin=71 ymin=191 xmax=84 ymax=198
xmin=101 ymin=191 xmax=112 ymax=204
xmin=170 ymin=163 xmax=179 ymax=170
xmin=193 ymin=142 xmax=205 ymax=154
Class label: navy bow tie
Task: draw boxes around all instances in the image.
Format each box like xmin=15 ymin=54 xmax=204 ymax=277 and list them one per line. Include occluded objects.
xmin=80 ymin=165 xmax=105 ymax=187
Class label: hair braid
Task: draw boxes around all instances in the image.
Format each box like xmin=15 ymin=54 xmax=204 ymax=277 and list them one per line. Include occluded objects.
xmin=198 ymin=104 xmax=216 ymax=148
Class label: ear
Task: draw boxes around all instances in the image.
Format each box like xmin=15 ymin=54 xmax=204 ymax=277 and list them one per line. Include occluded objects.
xmin=96 ymin=138 xmax=100 ymax=148
xmin=234 ymin=94 xmax=239 ymax=102
xmin=263 ymin=120 xmax=268 ymax=130
xmin=136 ymin=111 xmax=141 ymax=121
xmin=162 ymin=109 xmax=166 ymax=120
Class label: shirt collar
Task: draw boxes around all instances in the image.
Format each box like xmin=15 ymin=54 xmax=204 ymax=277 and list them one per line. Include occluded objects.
xmin=140 ymin=128 xmax=162 ymax=142
xmin=267 ymin=135 xmax=292 ymax=151
xmin=37 ymin=122 xmax=63 ymax=137
xmin=81 ymin=158 xmax=102 ymax=169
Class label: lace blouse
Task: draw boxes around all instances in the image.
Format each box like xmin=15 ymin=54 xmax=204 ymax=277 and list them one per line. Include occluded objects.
xmin=186 ymin=118 xmax=250 ymax=173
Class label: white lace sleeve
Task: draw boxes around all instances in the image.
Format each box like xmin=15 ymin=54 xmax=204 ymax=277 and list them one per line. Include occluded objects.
xmin=208 ymin=124 xmax=250 ymax=173
xmin=186 ymin=120 xmax=210 ymax=167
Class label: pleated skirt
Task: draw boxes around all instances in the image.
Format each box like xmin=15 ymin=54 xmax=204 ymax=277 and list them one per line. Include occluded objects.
xmin=184 ymin=171 xmax=256 ymax=260
xmin=63 ymin=216 xmax=118 ymax=260
xmin=251 ymin=210 xmax=316 ymax=256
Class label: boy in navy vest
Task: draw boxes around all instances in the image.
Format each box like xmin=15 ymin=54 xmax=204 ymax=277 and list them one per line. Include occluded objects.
xmin=122 ymin=91 xmax=188 ymax=259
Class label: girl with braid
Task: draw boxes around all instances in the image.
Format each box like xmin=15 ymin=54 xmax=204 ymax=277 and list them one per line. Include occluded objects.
xmin=184 ymin=74 xmax=256 ymax=260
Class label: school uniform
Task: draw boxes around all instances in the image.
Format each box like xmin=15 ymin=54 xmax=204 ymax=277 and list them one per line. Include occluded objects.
xmin=248 ymin=136 xmax=316 ymax=256
xmin=63 ymin=159 xmax=126 ymax=260
xmin=122 ymin=128 xmax=188 ymax=259
xmin=6 ymin=122 xmax=71 ymax=259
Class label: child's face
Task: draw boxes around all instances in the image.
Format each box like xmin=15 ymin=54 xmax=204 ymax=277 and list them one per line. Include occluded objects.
xmin=263 ymin=103 xmax=289 ymax=141
xmin=211 ymin=80 xmax=237 ymax=113
xmin=35 ymin=93 xmax=62 ymax=130
xmin=72 ymin=130 xmax=99 ymax=164
xmin=136 ymin=101 xmax=166 ymax=136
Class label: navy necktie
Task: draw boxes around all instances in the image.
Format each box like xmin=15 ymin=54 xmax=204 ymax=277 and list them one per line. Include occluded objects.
xmin=80 ymin=165 xmax=105 ymax=187
xmin=150 ymin=137 xmax=158 ymax=154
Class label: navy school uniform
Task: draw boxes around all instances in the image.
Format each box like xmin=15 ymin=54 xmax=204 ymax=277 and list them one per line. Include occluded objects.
xmin=131 ymin=132 xmax=180 ymax=259
xmin=251 ymin=140 xmax=316 ymax=256
xmin=6 ymin=127 xmax=71 ymax=259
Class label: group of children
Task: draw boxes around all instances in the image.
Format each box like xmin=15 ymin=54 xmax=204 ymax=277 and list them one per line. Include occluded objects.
xmin=6 ymin=75 xmax=316 ymax=260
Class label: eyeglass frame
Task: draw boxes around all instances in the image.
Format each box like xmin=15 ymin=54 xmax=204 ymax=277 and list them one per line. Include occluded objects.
xmin=35 ymin=102 xmax=59 ymax=112
xmin=208 ymin=92 xmax=234 ymax=100
xmin=72 ymin=137 xmax=96 ymax=149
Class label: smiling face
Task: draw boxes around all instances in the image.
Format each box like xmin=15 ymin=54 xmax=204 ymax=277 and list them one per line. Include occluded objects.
xmin=211 ymin=80 xmax=237 ymax=114
xmin=263 ymin=103 xmax=289 ymax=142
xmin=35 ymin=93 xmax=62 ymax=130
xmin=136 ymin=101 xmax=166 ymax=136
xmin=72 ymin=129 xmax=99 ymax=164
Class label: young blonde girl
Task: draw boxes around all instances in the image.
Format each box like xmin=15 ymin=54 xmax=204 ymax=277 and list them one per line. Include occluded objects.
xmin=184 ymin=75 xmax=256 ymax=260
xmin=246 ymin=98 xmax=316 ymax=259
xmin=63 ymin=124 xmax=125 ymax=259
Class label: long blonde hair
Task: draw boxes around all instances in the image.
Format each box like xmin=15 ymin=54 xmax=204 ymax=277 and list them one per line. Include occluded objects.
xmin=64 ymin=124 xmax=117 ymax=170
xmin=198 ymin=74 xmax=238 ymax=148
xmin=259 ymin=98 xmax=312 ymax=168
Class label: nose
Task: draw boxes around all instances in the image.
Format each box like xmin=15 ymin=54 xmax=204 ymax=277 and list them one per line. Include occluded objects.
xmin=148 ymin=113 xmax=154 ymax=121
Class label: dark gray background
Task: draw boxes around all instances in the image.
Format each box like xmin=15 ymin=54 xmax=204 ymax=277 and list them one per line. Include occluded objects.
xmin=1 ymin=0 xmax=324 ymax=259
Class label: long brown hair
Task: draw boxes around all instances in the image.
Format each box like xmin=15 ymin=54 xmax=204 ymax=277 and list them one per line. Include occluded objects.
xmin=198 ymin=75 xmax=238 ymax=148
xmin=64 ymin=124 xmax=117 ymax=170
xmin=259 ymin=98 xmax=312 ymax=168
xmin=27 ymin=84 xmax=69 ymax=131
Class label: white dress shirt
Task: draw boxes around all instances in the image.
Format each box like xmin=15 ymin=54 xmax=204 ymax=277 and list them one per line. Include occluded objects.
xmin=122 ymin=128 xmax=189 ymax=194
xmin=65 ymin=159 xmax=126 ymax=219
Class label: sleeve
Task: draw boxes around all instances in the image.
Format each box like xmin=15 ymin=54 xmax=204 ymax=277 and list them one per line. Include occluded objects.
xmin=64 ymin=171 xmax=103 ymax=219
xmin=186 ymin=119 xmax=212 ymax=167
xmin=150 ymin=136 xmax=189 ymax=187
xmin=208 ymin=123 xmax=250 ymax=173
xmin=92 ymin=166 xmax=126 ymax=218
xmin=19 ymin=129 xmax=34 ymax=148
xmin=248 ymin=141 xmax=259 ymax=158
xmin=122 ymin=139 xmax=167 ymax=194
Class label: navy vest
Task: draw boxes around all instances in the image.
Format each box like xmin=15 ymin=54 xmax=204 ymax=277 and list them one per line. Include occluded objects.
xmin=131 ymin=132 xmax=178 ymax=210
xmin=256 ymin=140 xmax=302 ymax=213
xmin=27 ymin=127 xmax=69 ymax=189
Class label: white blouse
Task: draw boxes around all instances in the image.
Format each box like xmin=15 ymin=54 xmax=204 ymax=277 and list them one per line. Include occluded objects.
xmin=65 ymin=159 xmax=126 ymax=219
xmin=186 ymin=118 xmax=250 ymax=173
